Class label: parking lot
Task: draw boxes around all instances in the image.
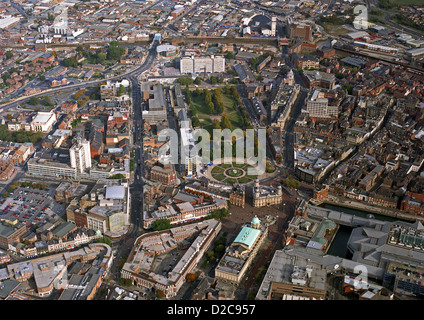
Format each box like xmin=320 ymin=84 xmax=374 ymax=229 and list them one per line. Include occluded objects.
xmin=0 ymin=186 xmax=66 ymax=232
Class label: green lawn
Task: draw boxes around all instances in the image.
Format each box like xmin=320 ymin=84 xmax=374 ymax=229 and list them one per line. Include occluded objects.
xmin=211 ymin=166 xmax=224 ymax=174
xmin=213 ymin=174 xmax=226 ymax=180
xmin=238 ymin=177 xmax=251 ymax=184
xmin=223 ymin=178 xmax=237 ymax=184
xmin=191 ymin=95 xmax=213 ymax=132
xmin=190 ymin=91 xmax=244 ymax=133
xmin=210 ymin=162 xmax=259 ymax=184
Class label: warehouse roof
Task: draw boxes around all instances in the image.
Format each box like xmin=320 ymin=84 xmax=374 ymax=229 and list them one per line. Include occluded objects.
xmin=105 ymin=185 xmax=126 ymax=200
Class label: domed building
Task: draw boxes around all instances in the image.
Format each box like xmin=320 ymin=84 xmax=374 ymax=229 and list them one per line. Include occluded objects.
xmin=251 ymin=216 xmax=261 ymax=229
xmin=215 ymin=216 xmax=268 ymax=285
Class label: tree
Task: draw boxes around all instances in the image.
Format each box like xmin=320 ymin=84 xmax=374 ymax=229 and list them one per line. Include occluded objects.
xmin=184 ymin=85 xmax=192 ymax=105
xmin=206 ymin=251 xmax=216 ymax=262
xmin=192 ymin=88 xmax=201 ymax=97
xmin=5 ymin=51 xmax=13 ymax=60
xmin=109 ymin=173 xmax=125 ymax=179
xmin=42 ymin=96 xmax=54 ymax=106
xmin=214 ymin=244 xmax=225 ymax=254
xmin=156 ymin=290 xmax=165 ymax=299
xmin=207 ymin=101 xmax=215 ymax=114
xmin=117 ymin=84 xmax=125 ymax=96
xmin=266 ymin=161 xmax=275 ymax=173
xmin=107 ymin=41 xmax=126 ymax=61
xmin=1 ymin=72 xmax=10 ymax=82
xmin=177 ymin=77 xmax=193 ymax=85
xmin=283 ymin=176 xmax=300 ymax=189
xmin=212 ymin=119 xmax=221 ymax=130
xmin=191 ymin=116 xmax=200 ymax=127
xmin=97 ymin=52 xmax=107 ymax=64
xmin=220 ymin=113 xmax=231 ymax=129
xmin=342 ymin=84 xmax=354 ymax=95
xmin=204 ymin=90 xmax=212 ymax=104
xmin=28 ymin=96 xmax=39 ymax=105
xmin=194 ymin=76 xmax=201 ymax=85
xmin=230 ymin=86 xmax=239 ymax=99
xmin=186 ymin=273 xmax=198 ymax=282
xmin=97 ymin=237 xmax=111 ymax=245
xmin=151 ymin=219 xmax=172 ymax=231
xmin=214 ymin=102 xmax=224 ymax=114
xmin=73 ymin=89 xmax=86 ymax=100
xmin=224 ymin=51 xmax=234 ymax=60
xmin=210 ymin=76 xmax=217 ymax=84
xmin=62 ymin=57 xmax=78 ymax=68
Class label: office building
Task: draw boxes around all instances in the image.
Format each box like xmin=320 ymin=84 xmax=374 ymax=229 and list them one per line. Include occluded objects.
xmin=306 ymin=89 xmax=338 ymax=119
xmin=303 ymin=70 xmax=336 ymax=89
xmin=256 ymin=248 xmax=327 ymax=300
xmin=70 ymin=137 xmax=92 ymax=174
xmin=0 ymin=221 xmax=26 ymax=250
xmin=67 ymin=179 xmax=131 ymax=236
xmin=141 ymin=82 xmax=167 ymax=124
xmin=180 ymin=55 xmax=225 ymax=75
xmin=288 ymin=20 xmax=313 ymax=42
xmin=178 ymin=109 xmax=197 ymax=177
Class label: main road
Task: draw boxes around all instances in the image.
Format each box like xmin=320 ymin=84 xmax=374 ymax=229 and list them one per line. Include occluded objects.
xmin=120 ymin=38 xmax=161 ymax=239
xmin=125 ymin=39 xmax=160 ymax=236
xmin=101 ymin=40 xmax=159 ymax=284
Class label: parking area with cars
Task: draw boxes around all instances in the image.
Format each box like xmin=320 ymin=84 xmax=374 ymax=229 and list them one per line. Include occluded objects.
xmin=0 ymin=186 xmax=66 ymax=231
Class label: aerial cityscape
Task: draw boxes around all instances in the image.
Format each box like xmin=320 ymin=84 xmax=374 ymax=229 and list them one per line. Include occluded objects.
xmin=0 ymin=0 xmax=423 ymax=307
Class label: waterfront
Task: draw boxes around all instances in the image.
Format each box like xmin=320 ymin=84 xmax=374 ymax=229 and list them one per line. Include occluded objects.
xmin=324 ymin=204 xmax=410 ymax=259
xmin=322 ymin=204 xmax=399 ymax=222
xmin=327 ymin=224 xmax=353 ymax=259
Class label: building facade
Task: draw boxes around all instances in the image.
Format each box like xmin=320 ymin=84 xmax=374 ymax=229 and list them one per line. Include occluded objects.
xmin=215 ymin=217 xmax=268 ymax=284
xmin=69 ymin=137 xmax=92 ymax=174
xmin=121 ymin=219 xmax=222 ymax=298
xmin=180 ymin=55 xmax=225 ymax=75
xmin=252 ymin=179 xmax=283 ymax=207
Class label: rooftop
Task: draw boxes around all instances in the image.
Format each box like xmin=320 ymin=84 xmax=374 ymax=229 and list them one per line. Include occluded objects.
xmin=105 ymin=185 xmax=126 ymax=200
xmin=233 ymin=226 xmax=261 ymax=250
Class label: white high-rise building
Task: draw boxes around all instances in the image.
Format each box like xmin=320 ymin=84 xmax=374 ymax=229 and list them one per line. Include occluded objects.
xmin=306 ymin=89 xmax=338 ymax=119
xmin=180 ymin=55 xmax=225 ymax=75
xmin=271 ymin=17 xmax=276 ymax=37
xmin=69 ymin=137 xmax=92 ymax=174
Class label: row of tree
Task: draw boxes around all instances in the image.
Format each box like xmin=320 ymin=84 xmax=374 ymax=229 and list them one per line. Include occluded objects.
xmin=0 ymin=125 xmax=43 ymax=143
xmin=28 ymin=96 xmax=54 ymax=107
xmin=62 ymin=41 xmax=126 ymax=69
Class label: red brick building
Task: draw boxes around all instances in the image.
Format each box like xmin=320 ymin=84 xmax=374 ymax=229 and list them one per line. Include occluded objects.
xmin=150 ymin=165 xmax=177 ymax=184
xmin=61 ymin=102 xmax=78 ymax=114
xmin=0 ymin=159 xmax=14 ymax=180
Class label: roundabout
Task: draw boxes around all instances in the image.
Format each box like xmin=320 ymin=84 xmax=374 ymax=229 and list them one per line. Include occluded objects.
xmin=210 ymin=161 xmax=258 ymax=185
xmin=225 ymin=168 xmax=245 ymax=178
